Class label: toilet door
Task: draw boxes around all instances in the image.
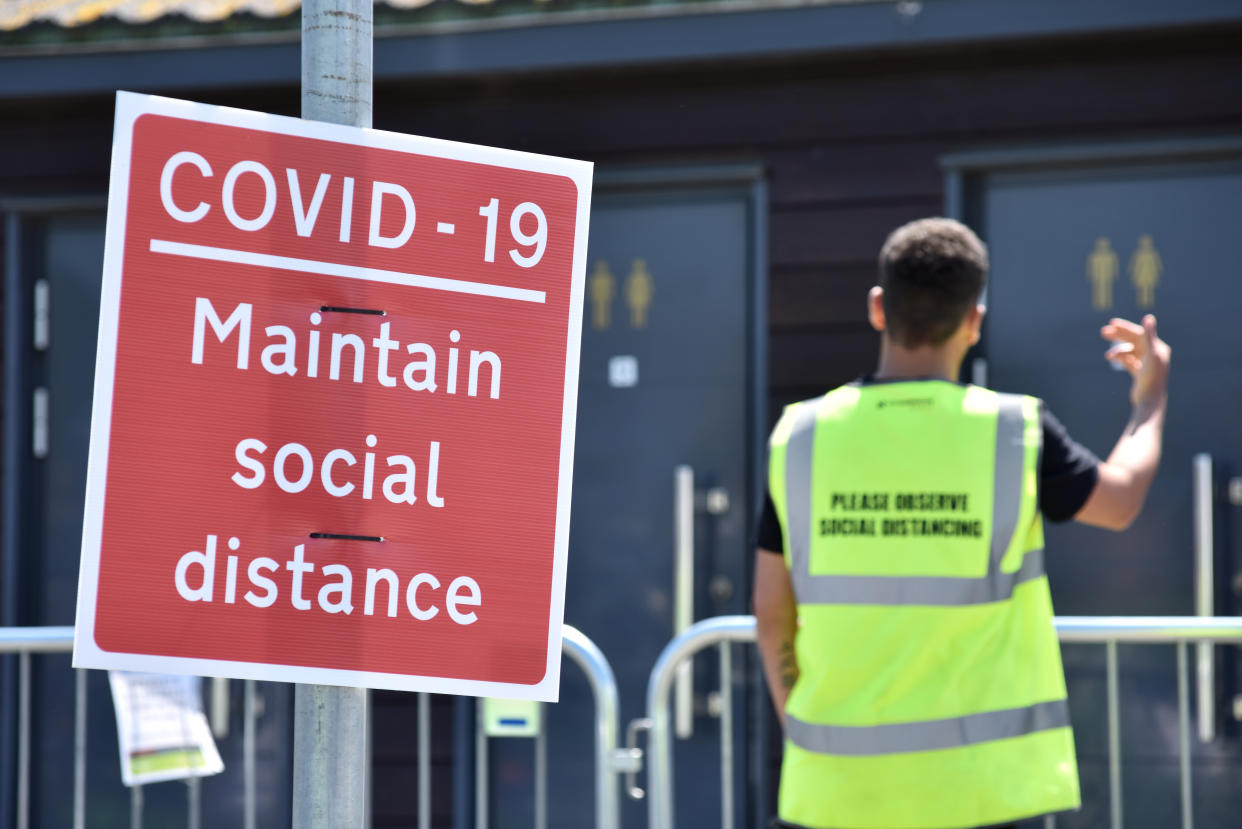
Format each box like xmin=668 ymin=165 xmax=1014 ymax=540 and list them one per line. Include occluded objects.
xmin=948 ymin=139 xmax=1242 ymax=827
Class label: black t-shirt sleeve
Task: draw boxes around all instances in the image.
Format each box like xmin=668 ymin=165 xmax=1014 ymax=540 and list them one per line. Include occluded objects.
xmin=1038 ymin=402 xmax=1101 ymax=523
xmin=756 ymin=493 xmax=784 ymax=553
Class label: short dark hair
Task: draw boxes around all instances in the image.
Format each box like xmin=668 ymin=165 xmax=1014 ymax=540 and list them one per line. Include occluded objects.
xmin=878 ymin=218 xmax=988 ymax=348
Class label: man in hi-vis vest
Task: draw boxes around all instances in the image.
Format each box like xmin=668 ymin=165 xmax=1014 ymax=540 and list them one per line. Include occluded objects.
xmin=753 ymin=218 xmax=1171 ymax=829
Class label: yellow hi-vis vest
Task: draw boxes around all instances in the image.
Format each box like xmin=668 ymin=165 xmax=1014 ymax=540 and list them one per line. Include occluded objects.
xmin=769 ymin=381 xmax=1080 ymax=829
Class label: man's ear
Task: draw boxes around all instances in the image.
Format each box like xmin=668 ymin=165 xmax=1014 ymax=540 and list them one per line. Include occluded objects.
xmin=868 ymin=286 xmax=886 ymax=332
xmin=965 ymin=303 xmax=986 ymax=346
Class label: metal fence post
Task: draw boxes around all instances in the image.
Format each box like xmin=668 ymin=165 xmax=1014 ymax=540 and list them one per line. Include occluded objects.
xmin=17 ymin=651 xmax=29 ymax=829
xmin=292 ymin=0 xmax=372 ymax=825
xmin=474 ymin=698 xmax=488 ymax=829
xmin=418 ymin=693 xmax=432 ymax=829
xmin=244 ymin=680 xmax=257 ymax=829
xmin=74 ymin=669 xmax=87 ymax=829
xmin=1106 ymin=641 xmax=1122 ymax=829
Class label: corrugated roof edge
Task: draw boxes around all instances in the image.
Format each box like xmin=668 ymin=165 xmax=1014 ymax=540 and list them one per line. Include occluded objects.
xmin=0 ymin=0 xmax=875 ymax=51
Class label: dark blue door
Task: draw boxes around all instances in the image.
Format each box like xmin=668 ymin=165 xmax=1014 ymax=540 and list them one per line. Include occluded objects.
xmin=957 ymin=144 xmax=1242 ymax=827
xmin=480 ymin=169 xmax=766 ymax=829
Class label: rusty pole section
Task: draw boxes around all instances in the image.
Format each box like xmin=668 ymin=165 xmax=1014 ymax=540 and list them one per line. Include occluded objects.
xmin=293 ymin=0 xmax=372 ymax=825
xmin=302 ymin=0 xmax=373 ymax=129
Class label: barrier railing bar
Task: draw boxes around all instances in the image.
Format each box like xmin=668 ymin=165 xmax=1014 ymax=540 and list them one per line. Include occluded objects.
xmin=474 ymin=698 xmax=487 ymax=829
xmin=1106 ymin=641 xmax=1122 ymax=829
xmin=646 ymin=615 xmax=755 ymax=829
xmin=1177 ymin=643 xmax=1193 ymax=829
xmin=418 ymin=692 xmax=431 ymax=829
xmin=74 ymin=668 xmax=87 ymax=829
xmin=560 ymin=624 xmax=622 ymax=829
xmin=244 ymin=680 xmax=257 ymax=829
xmin=0 ymin=626 xmax=75 ymax=653
xmin=18 ymin=651 xmax=29 ymax=829
xmin=646 ymin=616 xmax=1242 ymax=829
xmin=1055 ymin=617 xmax=1242 ymax=643
xmin=718 ymin=641 xmax=734 ymax=829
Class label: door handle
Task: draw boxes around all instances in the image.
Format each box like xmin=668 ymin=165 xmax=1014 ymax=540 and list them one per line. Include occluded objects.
xmin=210 ymin=676 xmax=230 ymax=739
xmin=1193 ymin=453 xmax=1215 ymax=742
xmin=674 ymin=465 xmax=695 ymax=739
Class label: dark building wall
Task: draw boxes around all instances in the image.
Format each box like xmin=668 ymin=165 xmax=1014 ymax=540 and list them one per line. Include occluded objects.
xmin=6 ymin=26 xmax=1242 ymax=422
xmin=4 ymin=20 xmax=1242 ymax=828
xmin=360 ymin=27 xmax=1242 ymax=427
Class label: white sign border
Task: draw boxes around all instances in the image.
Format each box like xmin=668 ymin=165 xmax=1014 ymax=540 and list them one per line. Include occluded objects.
xmin=73 ymin=91 xmax=591 ymax=702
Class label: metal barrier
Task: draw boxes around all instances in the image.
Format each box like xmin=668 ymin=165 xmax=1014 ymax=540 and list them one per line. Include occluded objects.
xmin=0 ymin=625 xmax=260 ymax=829
xmin=474 ymin=625 xmax=631 ymax=829
xmin=1 ymin=627 xmax=75 ymax=829
xmin=641 ymin=614 xmax=1242 ymax=829
xmin=560 ymin=624 xmax=630 ymax=829
xmin=2 ymin=624 xmax=625 ymax=829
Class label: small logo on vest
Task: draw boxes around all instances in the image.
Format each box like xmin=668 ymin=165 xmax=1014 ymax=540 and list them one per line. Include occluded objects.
xmin=876 ymin=398 xmax=933 ymax=409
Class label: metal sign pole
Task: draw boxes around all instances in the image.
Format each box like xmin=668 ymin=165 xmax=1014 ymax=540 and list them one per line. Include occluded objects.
xmin=293 ymin=0 xmax=372 ymax=825
xmin=302 ymin=0 xmax=373 ymax=130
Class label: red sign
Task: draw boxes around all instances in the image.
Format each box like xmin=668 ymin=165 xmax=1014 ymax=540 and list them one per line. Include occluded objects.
xmin=73 ymin=93 xmax=591 ymax=700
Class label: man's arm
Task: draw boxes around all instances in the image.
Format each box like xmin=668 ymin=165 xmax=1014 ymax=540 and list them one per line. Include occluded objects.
xmin=753 ymin=549 xmax=799 ymax=727
xmin=1075 ymin=314 xmax=1171 ymax=531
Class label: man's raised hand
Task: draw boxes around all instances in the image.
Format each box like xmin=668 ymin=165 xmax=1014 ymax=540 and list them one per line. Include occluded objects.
xmin=1102 ymin=315 xmax=1171 ymax=408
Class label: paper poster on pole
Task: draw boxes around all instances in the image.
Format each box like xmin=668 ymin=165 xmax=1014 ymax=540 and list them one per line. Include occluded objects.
xmin=108 ymin=672 xmax=225 ymax=786
xmin=74 ymin=92 xmax=592 ymax=700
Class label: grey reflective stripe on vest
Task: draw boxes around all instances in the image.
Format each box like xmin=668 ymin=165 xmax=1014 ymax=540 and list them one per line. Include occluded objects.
xmin=785 ymin=698 xmax=1071 ymax=757
xmin=785 ymin=392 xmax=1038 ymax=606
xmin=792 ymin=547 xmax=1045 ymax=606
xmin=990 ymin=395 xmax=1027 ymax=570
xmin=784 ymin=397 xmax=822 ymax=588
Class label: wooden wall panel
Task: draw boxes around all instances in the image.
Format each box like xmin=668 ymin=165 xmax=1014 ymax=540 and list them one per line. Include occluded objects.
xmin=377 ymin=40 xmax=1242 ymax=153
xmin=764 ymin=141 xmax=947 ymax=207
xmin=769 ymin=199 xmax=943 ymax=268
xmin=769 ymin=327 xmax=878 ymax=391
xmin=768 ymin=264 xmax=876 ymax=330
